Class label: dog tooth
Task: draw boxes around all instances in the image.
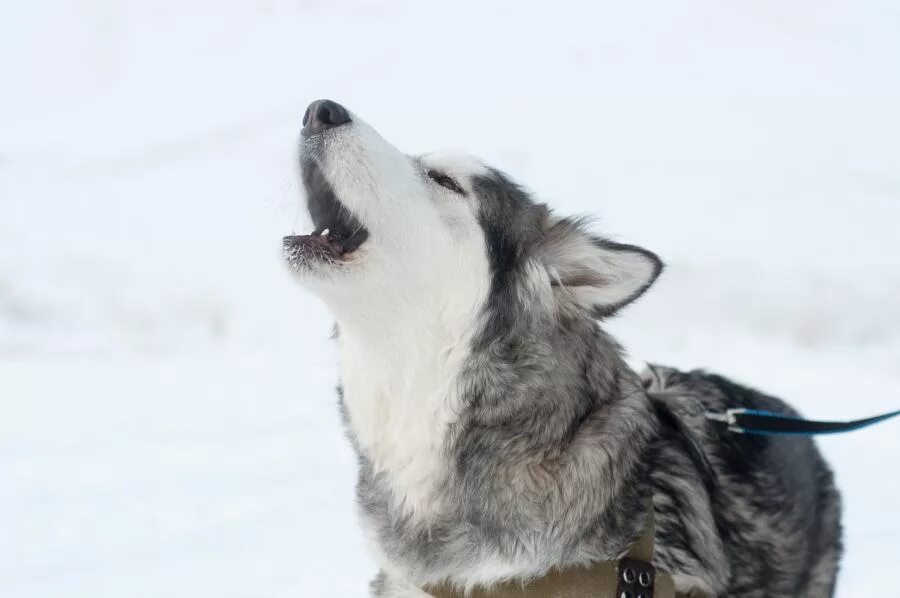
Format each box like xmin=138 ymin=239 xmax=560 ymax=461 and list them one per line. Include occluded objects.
xmin=321 ymin=228 xmax=330 ymax=236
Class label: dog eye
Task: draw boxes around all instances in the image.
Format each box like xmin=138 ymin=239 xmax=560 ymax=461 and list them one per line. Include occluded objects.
xmin=427 ymin=170 xmax=465 ymax=195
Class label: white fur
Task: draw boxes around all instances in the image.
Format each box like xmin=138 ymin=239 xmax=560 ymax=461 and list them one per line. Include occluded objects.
xmin=672 ymin=573 xmax=715 ymax=596
xmin=334 ymin=273 xmax=486 ymax=517
xmin=420 ymin=151 xmax=490 ymax=180
xmin=299 ymin=123 xmax=493 ymax=518
xmin=456 ymin=555 xmax=543 ymax=592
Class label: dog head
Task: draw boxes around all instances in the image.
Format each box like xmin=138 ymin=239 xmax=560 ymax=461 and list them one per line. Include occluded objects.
xmin=284 ymin=100 xmax=662 ymax=335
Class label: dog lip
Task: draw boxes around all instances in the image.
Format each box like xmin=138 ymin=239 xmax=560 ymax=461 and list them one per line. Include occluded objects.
xmin=282 ymin=233 xmax=343 ymax=269
xmin=284 ymin=229 xmax=352 ymax=255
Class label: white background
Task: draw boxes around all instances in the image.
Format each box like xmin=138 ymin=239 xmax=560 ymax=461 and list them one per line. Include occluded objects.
xmin=1 ymin=1 xmax=898 ymax=596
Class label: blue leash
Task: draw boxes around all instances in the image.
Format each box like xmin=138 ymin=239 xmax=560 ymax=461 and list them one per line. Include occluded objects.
xmin=705 ymin=407 xmax=900 ymax=436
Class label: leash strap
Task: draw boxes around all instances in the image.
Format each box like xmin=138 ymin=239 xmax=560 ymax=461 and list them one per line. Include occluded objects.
xmin=705 ymin=407 xmax=900 ymax=436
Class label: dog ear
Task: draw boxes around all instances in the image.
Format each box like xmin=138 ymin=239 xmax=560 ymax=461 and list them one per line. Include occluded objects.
xmin=538 ymin=217 xmax=663 ymax=317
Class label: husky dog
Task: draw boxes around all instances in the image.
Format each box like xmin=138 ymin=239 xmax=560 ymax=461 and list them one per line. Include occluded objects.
xmin=284 ymin=100 xmax=842 ymax=597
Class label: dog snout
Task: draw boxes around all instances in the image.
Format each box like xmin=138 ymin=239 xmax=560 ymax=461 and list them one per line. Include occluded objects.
xmin=302 ymin=99 xmax=351 ymax=136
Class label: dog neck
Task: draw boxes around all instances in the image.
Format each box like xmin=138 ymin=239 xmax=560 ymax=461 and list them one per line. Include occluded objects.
xmin=329 ymin=285 xmax=486 ymax=517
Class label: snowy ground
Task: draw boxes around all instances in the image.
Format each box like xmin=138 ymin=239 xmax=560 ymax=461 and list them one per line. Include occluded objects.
xmin=2 ymin=1 xmax=899 ymax=596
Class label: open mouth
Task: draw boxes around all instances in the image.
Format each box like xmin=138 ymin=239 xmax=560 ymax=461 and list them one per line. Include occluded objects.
xmin=282 ymin=206 xmax=369 ymax=264
xmin=283 ymin=159 xmax=369 ymax=269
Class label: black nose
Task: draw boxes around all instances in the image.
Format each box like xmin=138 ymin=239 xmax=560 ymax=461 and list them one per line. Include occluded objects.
xmin=302 ymin=99 xmax=351 ymax=136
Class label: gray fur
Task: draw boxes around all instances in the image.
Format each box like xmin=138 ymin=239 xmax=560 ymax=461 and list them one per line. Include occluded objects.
xmin=290 ymin=104 xmax=842 ymax=597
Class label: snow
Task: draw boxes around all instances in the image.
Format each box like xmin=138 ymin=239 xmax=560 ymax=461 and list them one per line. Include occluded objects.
xmin=1 ymin=1 xmax=899 ymax=596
